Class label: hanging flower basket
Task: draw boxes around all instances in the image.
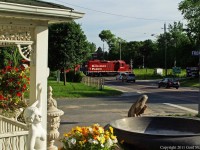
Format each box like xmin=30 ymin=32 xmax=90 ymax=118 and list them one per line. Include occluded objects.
xmin=0 ymin=65 xmax=29 ymax=120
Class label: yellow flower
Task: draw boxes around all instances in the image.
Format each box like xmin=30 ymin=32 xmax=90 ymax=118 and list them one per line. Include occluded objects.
xmin=109 ymin=126 xmax=113 ymax=134
xmin=111 ymin=135 xmax=117 ymax=140
xmin=99 ymin=126 xmax=104 ymax=134
xmin=63 ymin=133 xmax=68 ymax=137
xmin=98 ymin=136 xmax=105 ymax=144
xmin=62 ymin=124 xmax=118 ymax=150
xmin=75 ymin=126 xmax=82 ymax=132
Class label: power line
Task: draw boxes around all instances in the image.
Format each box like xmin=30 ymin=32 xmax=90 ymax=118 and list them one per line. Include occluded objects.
xmin=54 ymin=0 xmax=181 ymax=22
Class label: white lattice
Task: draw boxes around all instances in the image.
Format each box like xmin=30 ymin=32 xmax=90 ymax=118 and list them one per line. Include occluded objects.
xmin=0 ymin=25 xmax=34 ymax=61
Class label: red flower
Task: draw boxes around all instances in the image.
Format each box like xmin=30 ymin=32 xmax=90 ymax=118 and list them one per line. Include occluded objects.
xmin=23 ymin=84 xmax=27 ymax=89
xmin=0 ymin=65 xmax=30 ymax=110
xmin=15 ymin=68 xmax=19 ymax=72
xmin=0 ymin=95 xmax=4 ymax=100
xmin=6 ymin=66 xmax=11 ymax=70
xmin=16 ymin=92 xmax=22 ymax=97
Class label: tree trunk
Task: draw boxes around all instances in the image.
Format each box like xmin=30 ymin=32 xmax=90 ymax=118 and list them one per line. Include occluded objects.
xmin=63 ymin=67 xmax=66 ymax=86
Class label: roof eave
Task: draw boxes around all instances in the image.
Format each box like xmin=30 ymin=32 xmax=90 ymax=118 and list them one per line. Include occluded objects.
xmin=0 ymin=1 xmax=84 ymax=23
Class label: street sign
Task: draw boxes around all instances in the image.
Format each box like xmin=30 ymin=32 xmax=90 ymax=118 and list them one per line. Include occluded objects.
xmin=192 ymin=51 xmax=200 ymax=56
xmin=172 ymin=67 xmax=181 ymax=74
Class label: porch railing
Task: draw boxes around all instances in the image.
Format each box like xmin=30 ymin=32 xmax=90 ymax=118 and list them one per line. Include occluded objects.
xmin=0 ymin=115 xmax=28 ymax=150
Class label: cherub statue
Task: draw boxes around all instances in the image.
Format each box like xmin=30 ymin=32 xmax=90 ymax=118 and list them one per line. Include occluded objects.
xmin=128 ymin=94 xmax=148 ymax=117
xmin=24 ymin=84 xmax=46 ymax=150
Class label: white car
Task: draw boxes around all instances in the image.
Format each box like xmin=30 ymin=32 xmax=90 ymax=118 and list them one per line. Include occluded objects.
xmin=116 ymin=72 xmax=127 ymax=80
xmin=122 ymin=73 xmax=136 ymax=82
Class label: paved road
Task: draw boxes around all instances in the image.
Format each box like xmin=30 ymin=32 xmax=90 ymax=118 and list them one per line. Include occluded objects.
xmin=56 ymin=78 xmax=199 ymax=146
xmin=106 ymin=77 xmax=199 ymax=112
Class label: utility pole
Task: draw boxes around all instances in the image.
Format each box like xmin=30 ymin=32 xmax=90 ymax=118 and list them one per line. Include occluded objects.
xmin=142 ymin=55 xmax=145 ymax=68
xmin=164 ymin=23 xmax=167 ymax=76
xmin=198 ymin=47 xmax=200 ymax=115
xmin=119 ymin=42 xmax=121 ymax=60
xmin=103 ymin=41 xmax=104 ymax=60
xmin=130 ymin=59 xmax=133 ymax=73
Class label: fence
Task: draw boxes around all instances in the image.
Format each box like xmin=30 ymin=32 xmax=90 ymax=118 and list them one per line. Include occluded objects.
xmin=82 ymin=76 xmax=105 ymax=90
xmin=0 ymin=115 xmax=28 ymax=150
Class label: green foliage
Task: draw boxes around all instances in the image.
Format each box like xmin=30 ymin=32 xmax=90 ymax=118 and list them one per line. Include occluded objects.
xmin=133 ymin=68 xmax=188 ymax=79
xmin=49 ymin=71 xmax=57 ymax=80
xmin=180 ymin=78 xmax=200 ymax=88
xmin=65 ymin=71 xmax=85 ymax=82
xmin=48 ymin=80 xmax=122 ymax=98
xmin=48 ymin=21 xmax=93 ymax=71
xmin=179 ymin=0 xmax=200 ymax=46
xmin=98 ymin=19 xmax=198 ymax=69
xmin=99 ymin=30 xmax=125 ymax=60
xmin=99 ymin=30 xmax=115 ymax=44
xmin=134 ymin=68 xmax=199 ymax=88
xmin=74 ymin=71 xmax=85 ymax=82
xmin=0 ymin=47 xmax=23 ymax=69
xmin=134 ymin=68 xmax=162 ymax=80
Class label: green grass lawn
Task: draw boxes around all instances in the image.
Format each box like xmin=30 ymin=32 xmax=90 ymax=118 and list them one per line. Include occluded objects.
xmin=134 ymin=68 xmax=162 ymax=79
xmin=134 ymin=68 xmax=199 ymax=88
xmin=133 ymin=68 xmax=186 ymax=79
xmin=48 ymin=80 xmax=123 ymax=98
xmin=180 ymin=78 xmax=200 ymax=88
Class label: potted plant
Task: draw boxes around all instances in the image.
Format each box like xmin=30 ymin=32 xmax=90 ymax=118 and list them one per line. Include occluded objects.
xmin=61 ymin=124 xmax=119 ymax=150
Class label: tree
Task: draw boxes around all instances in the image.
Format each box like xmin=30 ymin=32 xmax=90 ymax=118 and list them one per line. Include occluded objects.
xmin=99 ymin=30 xmax=126 ymax=60
xmin=167 ymin=22 xmax=193 ymax=67
xmin=96 ymin=47 xmax=104 ymax=60
xmin=140 ymin=40 xmax=156 ymax=68
xmin=48 ymin=21 xmax=92 ymax=85
xmin=179 ymin=0 xmax=200 ymax=46
xmin=99 ymin=30 xmax=118 ymax=54
xmin=179 ymin=0 xmax=200 ymax=116
xmin=99 ymin=30 xmax=115 ymax=45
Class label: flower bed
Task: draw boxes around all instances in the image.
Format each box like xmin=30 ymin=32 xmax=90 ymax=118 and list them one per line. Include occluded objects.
xmin=61 ymin=124 xmax=119 ymax=150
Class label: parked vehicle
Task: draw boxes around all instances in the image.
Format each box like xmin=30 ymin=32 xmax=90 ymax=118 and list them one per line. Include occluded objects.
xmin=84 ymin=60 xmax=131 ymax=76
xmin=158 ymin=78 xmax=180 ymax=89
xmin=116 ymin=72 xmax=127 ymax=80
xmin=122 ymin=73 xmax=136 ymax=82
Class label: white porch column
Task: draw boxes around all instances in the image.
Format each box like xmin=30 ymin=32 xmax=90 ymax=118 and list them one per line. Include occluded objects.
xmin=30 ymin=25 xmax=49 ymax=150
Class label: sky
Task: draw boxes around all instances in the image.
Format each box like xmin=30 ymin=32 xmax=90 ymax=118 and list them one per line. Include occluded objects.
xmin=43 ymin=0 xmax=185 ymax=51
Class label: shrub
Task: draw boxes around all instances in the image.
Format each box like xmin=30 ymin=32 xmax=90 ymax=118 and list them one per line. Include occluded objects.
xmin=74 ymin=71 xmax=85 ymax=82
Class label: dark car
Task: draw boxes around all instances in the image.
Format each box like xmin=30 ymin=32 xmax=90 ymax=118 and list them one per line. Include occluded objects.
xmin=122 ymin=73 xmax=136 ymax=82
xmin=158 ymin=78 xmax=180 ymax=89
